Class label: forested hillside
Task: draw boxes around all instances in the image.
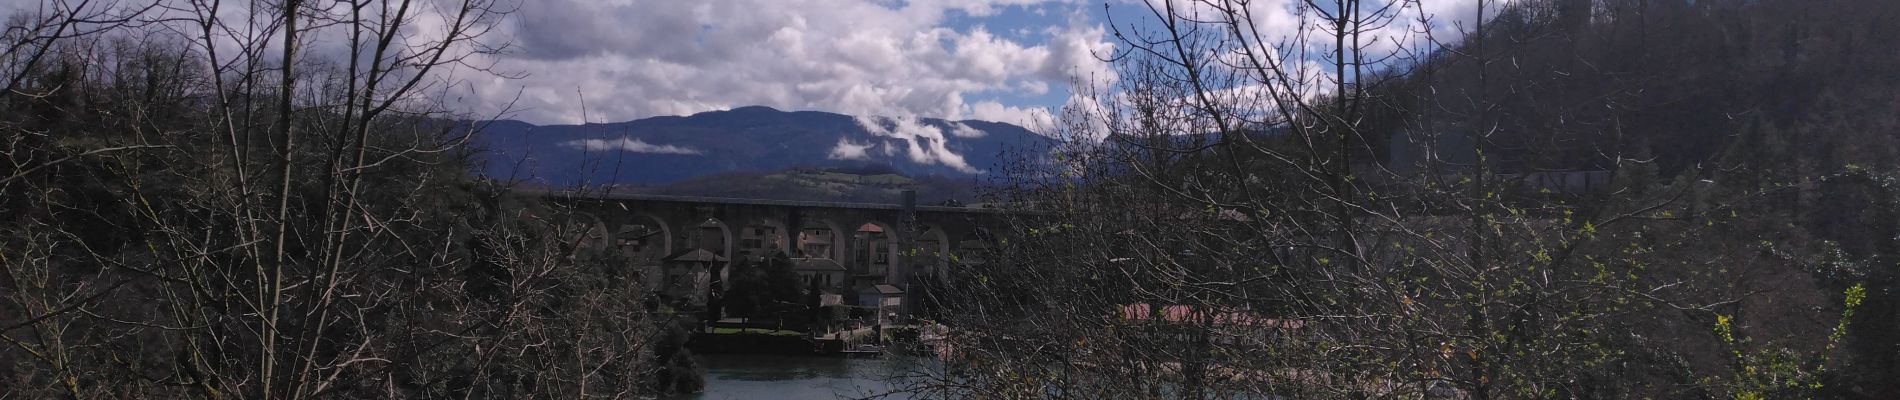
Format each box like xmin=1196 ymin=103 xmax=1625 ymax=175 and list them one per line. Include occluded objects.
xmin=473 ymin=106 xmax=1051 ymax=186
xmin=1367 ymin=0 xmax=1900 ymax=393
xmin=1374 ymin=0 xmax=1900 ymax=175
xmin=915 ymin=0 xmax=1900 ymax=398
xmin=1383 ymin=0 xmax=1900 ymax=392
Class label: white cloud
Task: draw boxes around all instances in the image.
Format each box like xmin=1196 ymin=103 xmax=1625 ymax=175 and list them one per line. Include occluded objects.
xmin=949 ymin=123 xmax=989 ymax=138
xmin=854 ymin=115 xmax=983 ymax=173
xmin=967 ymin=100 xmax=1056 ymax=132
xmin=1089 ymin=0 xmax=1504 ymax=140
xmin=828 ymin=138 xmax=876 ymax=160
xmin=562 ymin=138 xmax=702 ymax=155
xmin=118 ymin=0 xmax=1504 ymax=141
xmin=1053 ymin=93 xmax=1115 ymax=142
xmin=449 ymin=0 xmax=1118 ymax=129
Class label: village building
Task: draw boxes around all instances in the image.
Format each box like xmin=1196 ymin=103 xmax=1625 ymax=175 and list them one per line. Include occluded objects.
xmin=851 ymin=223 xmax=893 ymax=285
xmin=661 ymin=248 xmax=725 ymax=306
xmin=792 ymin=257 xmax=847 ymax=288
xmin=856 ymin=284 xmax=905 ymax=324
xmin=796 ymin=227 xmax=834 ymax=258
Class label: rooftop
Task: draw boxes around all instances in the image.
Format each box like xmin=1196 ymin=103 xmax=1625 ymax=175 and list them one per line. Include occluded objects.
xmin=858 ymin=284 xmax=905 ymax=295
xmin=792 ymin=257 xmax=846 ymax=272
xmin=664 ymin=248 xmax=727 ymax=263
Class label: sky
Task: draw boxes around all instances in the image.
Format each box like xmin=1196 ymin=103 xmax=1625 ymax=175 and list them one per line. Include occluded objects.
xmin=455 ymin=0 xmax=1500 ymax=128
xmin=2 ymin=0 xmax=1498 ymax=129
xmin=0 ymin=0 xmax=1499 ymax=175
xmin=455 ymin=0 xmax=1119 ymax=127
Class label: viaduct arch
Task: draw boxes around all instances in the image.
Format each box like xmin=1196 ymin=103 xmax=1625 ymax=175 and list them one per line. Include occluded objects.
xmin=536 ymin=189 xmax=1013 ymax=308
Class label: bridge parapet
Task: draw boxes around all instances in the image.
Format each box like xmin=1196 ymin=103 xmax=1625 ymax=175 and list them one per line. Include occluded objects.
xmin=521 ymin=188 xmax=1014 ymax=317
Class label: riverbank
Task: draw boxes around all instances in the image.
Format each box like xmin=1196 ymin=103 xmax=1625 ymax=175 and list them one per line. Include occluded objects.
xmin=689 ymin=326 xmax=889 ymax=355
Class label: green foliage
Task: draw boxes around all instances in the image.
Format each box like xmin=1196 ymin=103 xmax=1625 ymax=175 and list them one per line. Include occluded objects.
xmin=1713 ymin=283 xmax=1866 ymax=399
xmin=925 ymin=0 xmax=1900 ymax=398
xmin=723 ymin=253 xmax=805 ymax=320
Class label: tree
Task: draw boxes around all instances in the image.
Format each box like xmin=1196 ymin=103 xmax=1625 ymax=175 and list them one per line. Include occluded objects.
xmin=0 ymin=0 xmax=693 ymax=397
xmin=806 ymin=276 xmax=827 ymax=331
xmin=905 ymin=0 xmax=1887 ymax=398
xmin=723 ymin=253 xmax=804 ymax=324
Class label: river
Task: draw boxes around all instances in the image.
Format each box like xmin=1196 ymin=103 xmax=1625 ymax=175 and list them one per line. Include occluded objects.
xmin=672 ymin=354 xmax=918 ymax=400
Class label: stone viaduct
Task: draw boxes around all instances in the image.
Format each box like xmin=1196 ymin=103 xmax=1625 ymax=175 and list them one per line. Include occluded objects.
xmin=536 ymin=189 xmax=1010 ymax=292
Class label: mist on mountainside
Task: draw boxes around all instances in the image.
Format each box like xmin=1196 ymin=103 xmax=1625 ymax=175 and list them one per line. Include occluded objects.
xmin=471 ymin=106 xmax=1052 ymax=187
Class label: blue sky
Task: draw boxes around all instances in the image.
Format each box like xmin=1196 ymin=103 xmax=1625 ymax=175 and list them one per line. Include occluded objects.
xmin=938 ymin=3 xmax=1077 ymax=114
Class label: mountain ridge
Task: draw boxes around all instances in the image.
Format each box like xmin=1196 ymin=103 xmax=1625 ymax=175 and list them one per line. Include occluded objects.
xmin=472 ymin=106 xmax=1050 ymax=187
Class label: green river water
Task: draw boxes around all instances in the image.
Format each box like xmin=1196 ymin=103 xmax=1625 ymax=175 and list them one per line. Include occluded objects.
xmin=670 ymin=353 xmax=917 ymax=400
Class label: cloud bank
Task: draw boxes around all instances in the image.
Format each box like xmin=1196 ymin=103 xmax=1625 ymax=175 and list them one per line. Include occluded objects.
xmin=827 ymin=138 xmax=877 ymax=161
xmin=853 ymin=116 xmax=983 ymax=174
xmin=562 ymin=138 xmax=702 ymax=155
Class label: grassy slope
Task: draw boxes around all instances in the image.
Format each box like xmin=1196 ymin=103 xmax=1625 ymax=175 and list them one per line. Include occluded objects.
xmin=640 ymin=167 xmax=980 ymax=204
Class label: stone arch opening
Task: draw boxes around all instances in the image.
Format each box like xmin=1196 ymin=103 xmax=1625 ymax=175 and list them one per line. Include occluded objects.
xmin=689 ymin=217 xmax=735 ymax=286
xmin=562 ymin=211 xmax=612 ymax=252
xmin=914 ymin=225 xmax=953 ymax=278
xmin=617 ymin=213 xmax=674 ymax=264
xmin=956 ymin=227 xmax=998 ymax=270
xmin=691 ymin=218 xmax=734 ymax=263
xmin=795 ymin=218 xmax=848 ymax=260
xmin=583 ymin=220 xmax=613 ymax=251
xmin=735 ymin=217 xmax=791 ymax=262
